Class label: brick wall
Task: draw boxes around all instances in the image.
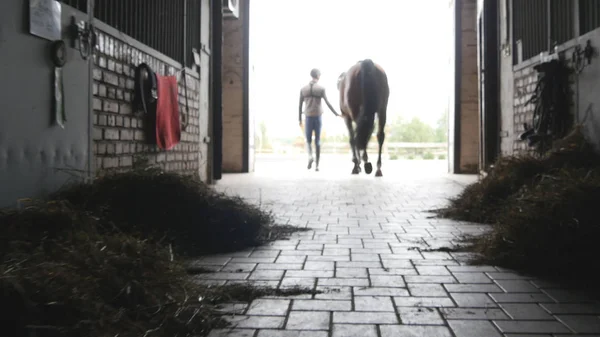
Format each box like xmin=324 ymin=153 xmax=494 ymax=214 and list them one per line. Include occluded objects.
xmin=512 ymin=64 xmax=538 ymax=154
xmin=92 ymin=28 xmax=206 ymax=179
xmin=459 ymin=0 xmax=480 ymax=172
xmin=221 ymin=1 xmax=246 ymax=173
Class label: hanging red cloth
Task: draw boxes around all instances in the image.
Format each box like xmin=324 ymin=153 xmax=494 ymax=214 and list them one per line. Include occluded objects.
xmin=155 ymin=75 xmax=181 ymax=150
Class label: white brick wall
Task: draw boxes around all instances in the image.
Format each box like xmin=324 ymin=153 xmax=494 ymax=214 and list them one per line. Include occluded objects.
xmin=93 ymin=30 xmax=203 ymax=176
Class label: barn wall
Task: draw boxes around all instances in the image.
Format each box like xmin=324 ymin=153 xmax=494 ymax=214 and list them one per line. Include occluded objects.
xmin=497 ymin=3 xmax=600 ymax=155
xmin=0 ymin=1 xmax=212 ymax=208
xmin=576 ymin=29 xmax=600 ymax=148
xmin=92 ymin=23 xmax=208 ymax=180
xmin=510 ymin=59 xmax=540 ymax=155
xmin=221 ymin=0 xmax=246 ymax=173
xmin=459 ymin=0 xmax=480 ymax=172
xmin=497 ymin=0 xmax=515 ymax=156
xmin=0 ymin=2 xmax=92 ymax=207
xmin=199 ymin=0 xmax=213 ymax=182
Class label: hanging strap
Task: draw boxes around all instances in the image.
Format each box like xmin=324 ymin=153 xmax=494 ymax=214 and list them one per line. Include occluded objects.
xmin=53 ymin=67 xmax=66 ymax=128
xmin=51 ymin=40 xmax=67 ymax=128
xmin=307 ymin=81 xmax=322 ymax=98
xmin=179 ymin=68 xmax=189 ymax=131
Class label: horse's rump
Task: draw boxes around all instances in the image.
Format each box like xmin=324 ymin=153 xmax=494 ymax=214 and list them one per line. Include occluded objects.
xmin=355 ymin=59 xmax=382 ymax=150
xmin=338 ymin=59 xmax=389 ymax=176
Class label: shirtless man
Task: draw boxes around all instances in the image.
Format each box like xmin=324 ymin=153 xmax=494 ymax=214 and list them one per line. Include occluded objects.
xmin=298 ymin=68 xmax=340 ymax=171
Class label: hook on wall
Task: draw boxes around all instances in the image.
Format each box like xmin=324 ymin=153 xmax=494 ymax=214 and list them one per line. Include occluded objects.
xmin=69 ymin=16 xmax=96 ymax=60
xmin=572 ymin=39 xmax=595 ymax=73
xmin=583 ymin=40 xmax=594 ymax=64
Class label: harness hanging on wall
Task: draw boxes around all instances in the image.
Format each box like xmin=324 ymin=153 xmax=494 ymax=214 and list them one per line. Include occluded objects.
xmin=133 ymin=63 xmax=188 ymax=150
xmin=51 ymin=40 xmax=67 ymax=128
xmin=519 ymin=59 xmax=571 ymax=155
xmin=133 ymin=63 xmax=158 ymax=144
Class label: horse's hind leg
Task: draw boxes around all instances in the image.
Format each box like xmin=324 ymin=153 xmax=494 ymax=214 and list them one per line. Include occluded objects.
xmin=375 ymin=110 xmax=387 ymax=177
xmin=344 ymin=116 xmax=361 ymax=174
xmin=362 ymin=151 xmax=373 ymax=174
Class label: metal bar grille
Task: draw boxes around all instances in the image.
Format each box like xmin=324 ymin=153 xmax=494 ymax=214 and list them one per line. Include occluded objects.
xmin=187 ymin=0 xmax=201 ymax=66
xmin=61 ymin=0 xmax=202 ymax=64
xmin=513 ymin=0 xmax=549 ymax=64
xmin=550 ymin=0 xmax=574 ymax=47
xmin=61 ymin=0 xmax=87 ymax=12
xmin=580 ymin=0 xmax=600 ymax=34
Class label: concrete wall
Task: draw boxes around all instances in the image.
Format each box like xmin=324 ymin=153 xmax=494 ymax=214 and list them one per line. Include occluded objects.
xmin=458 ymin=0 xmax=480 ymax=172
xmin=497 ymin=1 xmax=600 ymax=155
xmin=576 ymin=29 xmax=600 ymax=148
xmin=0 ymin=2 xmax=92 ymax=207
xmin=92 ymin=24 xmax=208 ymax=180
xmin=221 ymin=0 xmax=248 ymax=173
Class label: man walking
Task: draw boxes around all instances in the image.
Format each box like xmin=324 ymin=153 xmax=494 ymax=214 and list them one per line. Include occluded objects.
xmin=299 ymin=68 xmax=340 ymax=171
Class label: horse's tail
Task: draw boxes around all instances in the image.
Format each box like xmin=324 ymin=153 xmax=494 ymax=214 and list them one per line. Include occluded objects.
xmin=355 ymin=59 xmax=378 ymax=150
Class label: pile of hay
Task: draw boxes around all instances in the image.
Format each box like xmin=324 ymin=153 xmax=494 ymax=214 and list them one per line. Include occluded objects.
xmin=0 ymin=201 xmax=224 ymax=337
xmin=474 ymin=168 xmax=600 ymax=281
xmin=54 ymin=169 xmax=294 ymax=255
xmin=437 ymin=126 xmax=600 ymax=223
xmin=1 ymin=169 xmax=312 ymax=336
xmin=436 ymin=126 xmax=600 ymax=286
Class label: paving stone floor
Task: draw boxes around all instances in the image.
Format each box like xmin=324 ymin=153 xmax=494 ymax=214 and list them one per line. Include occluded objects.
xmin=195 ymin=158 xmax=600 ymax=337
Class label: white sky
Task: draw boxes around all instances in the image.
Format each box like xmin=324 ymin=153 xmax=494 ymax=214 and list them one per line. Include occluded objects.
xmin=249 ymin=0 xmax=454 ymax=138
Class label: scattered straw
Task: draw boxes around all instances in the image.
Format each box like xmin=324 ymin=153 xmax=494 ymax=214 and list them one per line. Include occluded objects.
xmin=200 ymin=284 xmax=322 ymax=304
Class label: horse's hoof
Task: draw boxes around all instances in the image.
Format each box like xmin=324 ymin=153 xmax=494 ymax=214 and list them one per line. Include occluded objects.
xmin=352 ymin=166 xmax=361 ymax=174
xmin=375 ymin=170 xmax=383 ymax=177
xmin=364 ymin=162 xmax=373 ymax=174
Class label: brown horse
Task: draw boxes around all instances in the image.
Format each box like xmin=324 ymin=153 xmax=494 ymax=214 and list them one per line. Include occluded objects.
xmin=337 ymin=59 xmax=389 ymax=176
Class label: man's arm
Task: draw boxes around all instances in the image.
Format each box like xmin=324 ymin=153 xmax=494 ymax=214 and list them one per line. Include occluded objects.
xmin=298 ymin=90 xmax=304 ymax=125
xmin=322 ymin=90 xmax=340 ymax=116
